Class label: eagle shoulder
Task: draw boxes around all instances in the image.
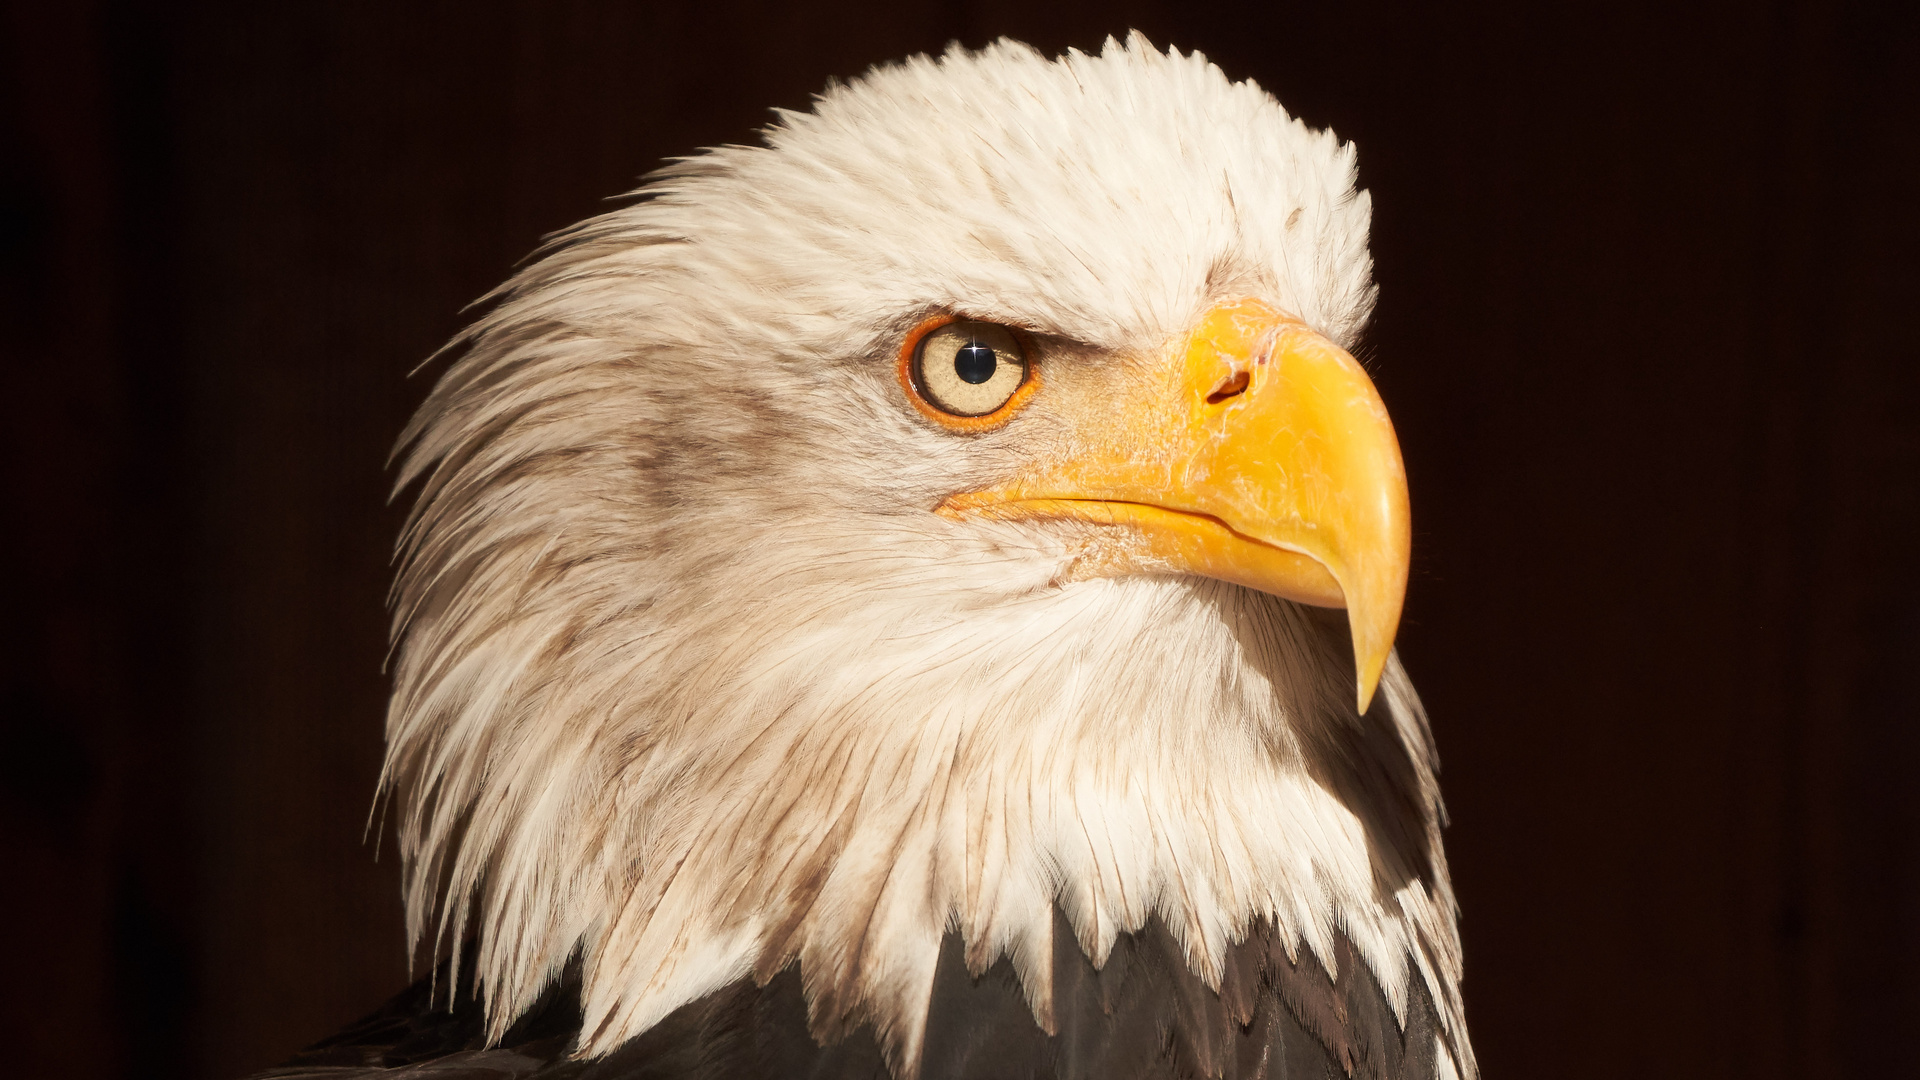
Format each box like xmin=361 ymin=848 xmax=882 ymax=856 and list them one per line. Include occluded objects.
xmin=254 ymin=910 xmax=1444 ymax=1080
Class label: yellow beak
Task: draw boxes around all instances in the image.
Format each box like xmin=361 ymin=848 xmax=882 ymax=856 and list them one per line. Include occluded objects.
xmin=939 ymin=299 xmax=1411 ymax=713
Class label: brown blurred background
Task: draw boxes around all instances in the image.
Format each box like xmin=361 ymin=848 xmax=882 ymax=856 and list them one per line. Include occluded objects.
xmin=3 ymin=0 xmax=1916 ymax=1077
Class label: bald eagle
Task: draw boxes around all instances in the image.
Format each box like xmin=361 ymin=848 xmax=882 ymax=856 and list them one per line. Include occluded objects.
xmin=259 ymin=34 xmax=1474 ymax=1080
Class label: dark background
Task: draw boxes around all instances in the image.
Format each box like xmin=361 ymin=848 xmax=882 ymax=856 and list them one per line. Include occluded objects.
xmin=4 ymin=0 xmax=1916 ymax=1077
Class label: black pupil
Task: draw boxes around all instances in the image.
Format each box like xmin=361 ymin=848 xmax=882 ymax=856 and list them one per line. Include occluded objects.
xmin=953 ymin=342 xmax=998 ymax=384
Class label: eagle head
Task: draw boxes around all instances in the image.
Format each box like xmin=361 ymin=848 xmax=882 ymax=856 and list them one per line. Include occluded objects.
xmin=382 ymin=33 xmax=1471 ymax=1080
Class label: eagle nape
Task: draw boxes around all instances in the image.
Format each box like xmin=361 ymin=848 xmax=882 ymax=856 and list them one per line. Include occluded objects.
xmin=255 ymin=32 xmax=1473 ymax=1080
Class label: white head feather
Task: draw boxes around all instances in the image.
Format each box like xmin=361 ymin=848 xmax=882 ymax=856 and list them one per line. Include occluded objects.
xmin=383 ymin=33 xmax=1472 ymax=1079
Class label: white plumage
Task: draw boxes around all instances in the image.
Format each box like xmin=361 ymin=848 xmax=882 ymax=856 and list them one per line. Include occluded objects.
xmin=377 ymin=33 xmax=1472 ymax=1080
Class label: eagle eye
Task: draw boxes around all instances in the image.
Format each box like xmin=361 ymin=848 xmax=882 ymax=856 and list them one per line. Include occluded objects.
xmin=905 ymin=319 xmax=1031 ymax=423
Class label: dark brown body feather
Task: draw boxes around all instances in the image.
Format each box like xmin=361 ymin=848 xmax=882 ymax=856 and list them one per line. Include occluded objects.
xmin=254 ymin=910 xmax=1440 ymax=1080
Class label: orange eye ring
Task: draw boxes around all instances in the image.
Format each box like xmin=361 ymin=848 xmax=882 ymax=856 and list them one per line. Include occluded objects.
xmin=896 ymin=314 xmax=1041 ymax=432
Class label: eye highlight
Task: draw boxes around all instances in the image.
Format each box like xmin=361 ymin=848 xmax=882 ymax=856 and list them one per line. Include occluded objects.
xmin=901 ymin=318 xmax=1034 ymax=427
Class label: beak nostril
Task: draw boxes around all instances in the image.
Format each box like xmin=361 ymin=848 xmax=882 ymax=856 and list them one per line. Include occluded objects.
xmin=1206 ymin=370 xmax=1251 ymax=404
